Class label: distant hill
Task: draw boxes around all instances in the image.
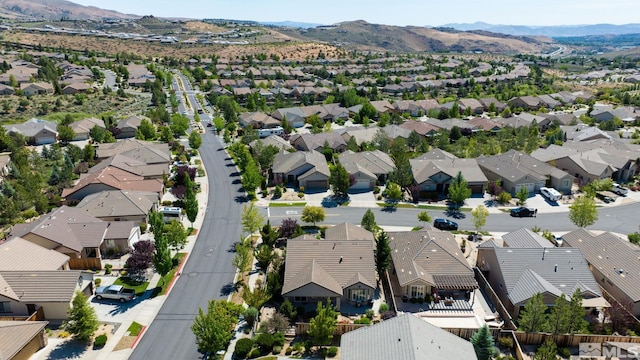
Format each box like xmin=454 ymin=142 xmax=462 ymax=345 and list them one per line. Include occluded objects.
xmin=439 ymin=22 xmax=640 ymax=37
xmin=0 ymin=0 xmax=137 ymax=20
xmin=280 ymin=20 xmax=552 ymax=54
xmin=260 ymin=21 xmax=323 ymax=29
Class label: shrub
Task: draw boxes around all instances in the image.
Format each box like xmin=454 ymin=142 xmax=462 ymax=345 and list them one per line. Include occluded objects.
xmin=139 ymin=222 xmax=147 ymax=233
xmin=161 ymin=200 xmax=173 ymax=206
xmin=628 ymin=232 xmax=640 ymax=245
xmin=373 ymin=186 xmax=381 ymax=194
xmin=255 ymin=332 xmax=274 ymax=352
xmin=559 ymin=347 xmax=571 ymax=359
xmin=498 ymin=336 xmax=514 ymax=349
xmin=285 ymin=347 xmax=293 ymax=355
xmin=327 ymin=346 xmax=338 ymax=357
xmin=272 ymin=346 xmax=282 ymax=354
xmin=272 ymin=332 xmax=285 ymax=347
xmin=496 ymin=191 xmax=512 ymax=204
xmin=409 ymin=297 xmax=418 ymax=304
xmin=379 ymin=303 xmax=390 ymax=312
xmin=279 ymin=299 xmax=297 ymax=321
xmin=93 ymin=334 xmax=107 ymax=348
xmin=292 ymin=341 xmax=303 ymax=353
xmin=354 ymin=317 xmax=371 ymax=325
xmin=297 ymin=191 xmax=304 ymax=198
xmin=377 ymin=195 xmax=383 ymax=200
xmin=94 ymin=278 xmax=102 ymax=286
xmin=273 ymin=186 xmax=282 ymax=199
xmin=365 ymin=309 xmax=374 ymax=319
xmin=245 ymin=307 xmax=258 ymax=328
xmin=234 ymin=338 xmax=254 ymax=358
xmin=104 ymin=264 xmax=112 ymax=275
xmin=248 ymin=348 xmax=261 ymax=358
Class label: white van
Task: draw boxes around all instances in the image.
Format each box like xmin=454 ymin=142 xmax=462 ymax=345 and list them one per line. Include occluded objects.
xmin=540 ymin=187 xmax=561 ymax=202
xmin=258 ymin=126 xmax=284 ymax=138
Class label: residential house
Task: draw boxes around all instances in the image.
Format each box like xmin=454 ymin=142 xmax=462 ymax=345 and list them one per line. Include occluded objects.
xmin=477 ymin=245 xmax=606 ymax=318
xmin=88 ymin=153 xmax=168 ymax=179
xmin=0 ymin=270 xmax=93 ymax=320
xmin=61 ymin=166 xmax=164 ymax=202
xmin=249 ymin=135 xmax=293 ymax=152
xmin=530 ymin=145 xmax=617 ymax=186
xmin=239 ymin=112 xmax=281 ymax=129
xmin=61 ymin=83 xmax=91 ymax=95
xmin=4 ymin=118 xmax=57 ymax=145
xmin=479 ymin=97 xmax=506 ymax=112
xmin=561 ymin=228 xmax=640 ymax=316
xmin=115 ymin=115 xmax=149 ymax=139
xmin=300 ymin=104 xmax=350 ymax=123
xmin=0 ymin=237 xmax=70 ymax=271
xmin=95 ymin=139 xmax=171 ymax=165
xmin=338 ymin=150 xmax=396 ymax=191
xmin=543 ymin=113 xmax=578 ymax=126
xmin=69 ymin=117 xmax=105 ymax=141
xmin=0 ymin=321 xmax=49 ymax=360
xmin=410 ymin=151 xmax=488 ymax=197
xmin=19 ymin=82 xmax=53 ymax=96
xmin=383 ymin=125 xmax=413 ymax=140
xmin=325 ymin=222 xmax=375 ymax=242
xmin=467 ymin=117 xmax=503 ymax=132
xmin=271 ymin=150 xmax=330 ymax=191
xmin=0 ymin=83 xmax=15 ymax=95
xmin=340 ymin=314 xmax=478 ymax=360
xmin=399 ymin=119 xmax=440 ymax=136
xmin=477 ymin=149 xmax=574 ymax=195
xmin=537 ymin=94 xmax=561 ymax=109
xmin=127 ymin=64 xmax=155 ymax=88
xmin=369 ymin=100 xmax=395 ymax=116
xmin=501 ymin=228 xmax=554 ymax=249
xmin=457 ymin=98 xmax=484 ymax=115
xmin=388 ymin=230 xmax=478 ymax=304
xmin=75 ymin=190 xmax=159 ymax=224
xmin=290 ymin=132 xmax=347 ymax=153
xmin=339 ymin=127 xmax=379 ymax=146
xmin=562 ymin=126 xmax=611 ymax=142
xmin=271 ymin=107 xmax=306 ymax=128
xmin=9 ymin=206 xmax=140 ymax=269
xmin=508 ymin=96 xmax=541 ymax=110
xmin=281 ymin=235 xmax=375 ymax=311
xmin=562 ymin=140 xmax=640 ymax=183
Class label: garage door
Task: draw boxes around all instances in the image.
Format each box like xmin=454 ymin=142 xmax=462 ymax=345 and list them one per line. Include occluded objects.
xmin=37 ymin=137 xmax=56 ymax=145
xmin=350 ymin=179 xmax=372 ymax=191
xmin=305 ymin=180 xmax=327 ymax=190
xmin=469 ymin=185 xmax=484 ymax=194
xmin=515 ymin=183 xmax=535 ymax=193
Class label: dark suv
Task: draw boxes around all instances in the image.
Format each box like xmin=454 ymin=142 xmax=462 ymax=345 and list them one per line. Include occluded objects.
xmin=433 ymin=218 xmax=458 ymax=231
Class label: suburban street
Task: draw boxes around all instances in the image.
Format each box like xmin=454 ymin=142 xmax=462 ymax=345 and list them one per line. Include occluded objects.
xmin=129 ymin=129 xmax=242 ymax=359
xmin=263 ymin=202 xmax=640 ymax=235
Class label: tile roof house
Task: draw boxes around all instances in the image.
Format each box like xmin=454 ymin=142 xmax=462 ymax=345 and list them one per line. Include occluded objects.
xmin=75 ymin=189 xmax=159 ymax=224
xmin=271 ymin=107 xmax=307 ymax=128
xmin=477 ymin=246 xmax=606 ymax=317
xmin=341 ymin=314 xmax=477 ymax=360
xmin=508 ymin=96 xmax=541 ymax=110
xmin=239 ymin=112 xmax=281 ymax=129
xmin=68 ymin=117 xmax=105 ymax=141
xmin=19 ymin=82 xmax=53 ymax=96
xmin=530 ymin=145 xmax=617 ymax=186
xmin=115 ymin=115 xmax=150 ymax=139
xmin=249 ymin=135 xmax=294 ymax=152
xmin=502 ymin=228 xmax=554 ymax=249
xmin=95 ymin=139 xmax=171 ymax=162
xmin=4 ymin=118 xmax=57 ymax=145
xmin=339 ymin=127 xmax=380 ymax=146
xmin=561 ymin=229 xmax=640 ymax=316
xmin=399 ymin=119 xmax=440 ymax=136
xmin=0 ymin=237 xmax=70 ymax=271
xmin=0 ymin=321 xmax=49 ymax=360
xmin=457 ymin=98 xmax=484 ymax=114
xmin=338 ymin=150 xmax=396 ymax=191
xmin=479 ymin=97 xmax=506 ymax=112
xmin=325 ymin=222 xmax=375 ymax=241
xmin=9 ymin=205 xmax=140 ymax=269
xmin=0 ymin=270 xmax=94 ymax=320
xmin=88 ymin=153 xmax=169 ymax=179
xmin=387 ymin=230 xmax=478 ymax=305
xmin=282 ymin=236 xmax=375 ymax=311
xmin=271 ymin=150 xmax=330 ymax=191
xmin=290 ymin=132 xmax=347 ymax=153
xmin=477 ymin=149 xmax=574 ymax=195
xmin=61 ymin=166 xmax=164 ymax=202
xmin=410 ymin=152 xmax=488 ymax=197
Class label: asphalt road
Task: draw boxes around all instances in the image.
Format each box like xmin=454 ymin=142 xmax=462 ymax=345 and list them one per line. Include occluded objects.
xmin=130 ymin=131 xmax=242 ymax=359
xmin=263 ymin=203 xmax=640 ymax=234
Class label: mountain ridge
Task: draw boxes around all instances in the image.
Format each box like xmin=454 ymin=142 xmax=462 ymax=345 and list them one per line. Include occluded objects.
xmin=439 ymin=22 xmax=640 ymax=37
xmin=0 ymin=0 xmax=138 ymax=20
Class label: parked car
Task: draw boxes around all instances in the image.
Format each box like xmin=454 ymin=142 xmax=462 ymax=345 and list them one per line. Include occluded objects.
xmin=433 ymin=218 xmax=458 ymax=231
xmin=95 ymin=284 xmax=136 ymax=303
xmin=510 ymin=207 xmax=537 ymax=217
xmin=611 ymin=183 xmax=628 ymax=196
xmin=540 ymin=187 xmax=562 ymax=202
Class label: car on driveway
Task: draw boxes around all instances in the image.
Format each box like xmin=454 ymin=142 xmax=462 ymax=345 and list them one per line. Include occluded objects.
xmin=611 ymin=183 xmax=628 ymax=196
xmin=433 ymin=218 xmax=458 ymax=231
xmin=510 ymin=207 xmax=537 ymax=217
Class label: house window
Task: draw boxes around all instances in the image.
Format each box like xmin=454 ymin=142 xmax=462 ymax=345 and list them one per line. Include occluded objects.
xmin=410 ymin=285 xmax=425 ymax=299
xmin=293 ymin=296 xmax=307 ymax=303
xmin=351 ymin=289 xmax=368 ymax=302
xmin=0 ymin=301 xmax=10 ymax=313
xmin=562 ymin=179 xmax=570 ymax=188
xmin=105 ymin=240 xmax=115 ymax=249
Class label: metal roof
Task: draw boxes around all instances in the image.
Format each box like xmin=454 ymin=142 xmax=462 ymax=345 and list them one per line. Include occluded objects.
xmin=340 ymin=314 xmax=477 ymax=360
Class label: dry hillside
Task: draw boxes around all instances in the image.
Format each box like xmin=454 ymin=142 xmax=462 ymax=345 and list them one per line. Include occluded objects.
xmin=0 ymin=0 xmax=137 ymax=20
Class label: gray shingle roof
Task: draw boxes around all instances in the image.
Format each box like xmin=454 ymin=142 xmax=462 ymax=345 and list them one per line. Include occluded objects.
xmin=272 ymin=150 xmax=329 ymax=177
xmin=340 ymin=314 xmax=478 ymax=360
xmin=561 ymin=229 xmax=640 ymax=302
xmin=75 ymin=190 xmax=158 ymax=219
xmin=96 ymin=139 xmax=171 ymax=162
xmin=88 ymin=153 xmax=169 ymax=178
xmin=0 ymin=270 xmax=83 ymax=302
xmin=0 ymin=321 xmax=48 ymax=360
xmin=388 ymin=230 xmax=477 ymax=289
xmin=338 ymin=150 xmax=396 ymax=177
xmin=325 ymin=223 xmax=374 ymax=241
xmin=282 ymin=237 xmax=375 ymax=296
xmin=487 ymin=247 xmax=601 ymax=306
xmin=4 ymin=118 xmax=57 ymax=137
xmin=410 ymin=157 xmax=487 ymax=185
xmin=0 ymin=237 xmax=69 ymax=271
xmin=503 ymin=228 xmax=554 ymax=248
xmin=478 ymin=149 xmax=570 ymax=183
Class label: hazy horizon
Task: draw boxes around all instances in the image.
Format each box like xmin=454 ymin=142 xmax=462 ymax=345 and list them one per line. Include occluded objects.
xmin=70 ymin=0 xmax=640 ymax=27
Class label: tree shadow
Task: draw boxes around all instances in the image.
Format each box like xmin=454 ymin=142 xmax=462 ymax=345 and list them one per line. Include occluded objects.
xmin=46 ymin=339 xmax=90 ymax=360
xmin=381 ymin=205 xmax=397 ymax=213
xmin=321 ymin=196 xmax=338 ymax=208
xmin=234 ymin=196 xmax=248 ymax=203
xmin=445 ymin=208 xmax=466 ymax=219
xmin=229 ymin=171 xmax=240 ymax=177
xmin=231 ymin=179 xmax=241 ymax=185
xmin=220 ymin=282 xmax=236 ymax=296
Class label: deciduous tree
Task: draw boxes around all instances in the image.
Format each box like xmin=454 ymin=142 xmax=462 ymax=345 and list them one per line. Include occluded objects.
xmin=301 ymin=206 xmax=325 ymax=226
xmin=191 ymin=300 xmax=243 ymax=356
xmin=569 ymin=195 xmax=598 ymax=228
xmin=361 ymin=209 xmax=377 ymax=233
xmin=417 ymin=211 xmax=432 ymax=227
xmin=308 ymin=300 xmax=338 ymax=347
xmin=64 ymin=291 xmax=99 ymax=341
xmin=188 ymin=130 xmax=202 ymax=150
xmin=241 ymin=203 xmax=264 ymax=236
xmin=471 ymin=205 xmax=489 ymax=234
xmin=447 ymin=171 xmax=471 ymax=208
xmin=329 ymin=163 xmax=351 ymax=198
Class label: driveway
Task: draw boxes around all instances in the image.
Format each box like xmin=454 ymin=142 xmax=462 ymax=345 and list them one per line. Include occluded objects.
xmin=347 ymin=190 xmax=377 ymax=208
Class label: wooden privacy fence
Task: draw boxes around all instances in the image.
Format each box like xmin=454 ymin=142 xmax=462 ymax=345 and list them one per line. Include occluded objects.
xmin=69 ymin=258 xmax=102 ymax=270
xmin=514 ymin=332 xmax=640 ymax=347
xmin=295 ymin=322 xmax=369 ymax=336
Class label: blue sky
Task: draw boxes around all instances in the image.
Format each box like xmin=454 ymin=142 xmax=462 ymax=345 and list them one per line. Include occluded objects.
xmin=71 ymin=0 xmax=640 ymax=27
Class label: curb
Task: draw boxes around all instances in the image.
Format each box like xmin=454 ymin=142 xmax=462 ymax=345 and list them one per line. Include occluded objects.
xmin=165 ymin=251 xmax=190 ymax=296
xmin=130 ymin=325 xmax=147 ymax=349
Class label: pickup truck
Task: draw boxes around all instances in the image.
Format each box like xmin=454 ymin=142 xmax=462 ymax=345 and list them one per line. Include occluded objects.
xmin=95 ymin=284 xmax=136 ymax=303
xmin=611 ymin=184 xmax=628 ymax=196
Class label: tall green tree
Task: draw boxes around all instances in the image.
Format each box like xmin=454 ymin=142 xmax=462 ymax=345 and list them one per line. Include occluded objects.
xmin=361 ymin=209 xmax=377 ymax=233
xmin=301 ymin=206 xmax=325 ymax=226
xmin=241 ymin=160 xmax=263 ymax=198
xmin=329 ymin=163 xmax=351 ymax=198
xmin=57 ymin=125 xmax=75 ymax=143
xmin=534 ymin=338 xmax=557 ymax=360
xmin=64 ymin=292 xmax=99 ymax=341
xmin=548 ymin=294 xmax=570 ymax=334
xmin=188 ymin=130 xmax=202 ymax=150
xmin=254 ymin=244 xmax=275 ymax=271
xmin=260 ymin=220 xmax=279 ymax=248
xmin=471 ymin=205 xmax=489 ymax=234
xmin=417 ymin=211 xmax=432 ymax=227
xmin=308 ymin=299 xmax=338 ymax=347
xmin=470 ymin=325 xmax=496 ymax=360
xmin=569 ymin=195 xmax=598 ymax=228
xmin=184 ymin=175 xmax=198 ymax=227
xmin=135 ymin=118 xmax=156 ymax=140
xmin=241 ymin=202 xmax=264 ymax=236
xmin=385 ymin=182 xmax=403 ymax=203
xmin=165 ymin=219 xmax=188 ymax=251
xmin=447 ymin=171 xmax=471 ymax=208
xmin=232 ymin=237 xmax=253 ymax=276
xmin=191 ymin=300 xmax=243 ymax=356
xmin=518 ymin=293 xmax=548 ymax=333
xmin=153 ymin=230 xmax=173 ymax=285
xmin=375 ymin=230 xmax=392 ymax=279
xmin=516 ymin=186 xmax=529 ymax=206
xmin=567 ymin=288 xmax=588 ymax=334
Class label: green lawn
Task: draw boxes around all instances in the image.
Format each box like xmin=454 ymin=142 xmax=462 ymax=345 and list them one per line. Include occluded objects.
xmin=113 ymin=277 xmax=149 ymax=296
xmin=126 ymin=321 xmax=143 ymax=336
xmin=375 ymin=202 xmax=471 ymax=211
xmin=156 ymin=253 xmax=186 ymax=296
xmin=269 ymin=202 xmax=306 ymax=207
